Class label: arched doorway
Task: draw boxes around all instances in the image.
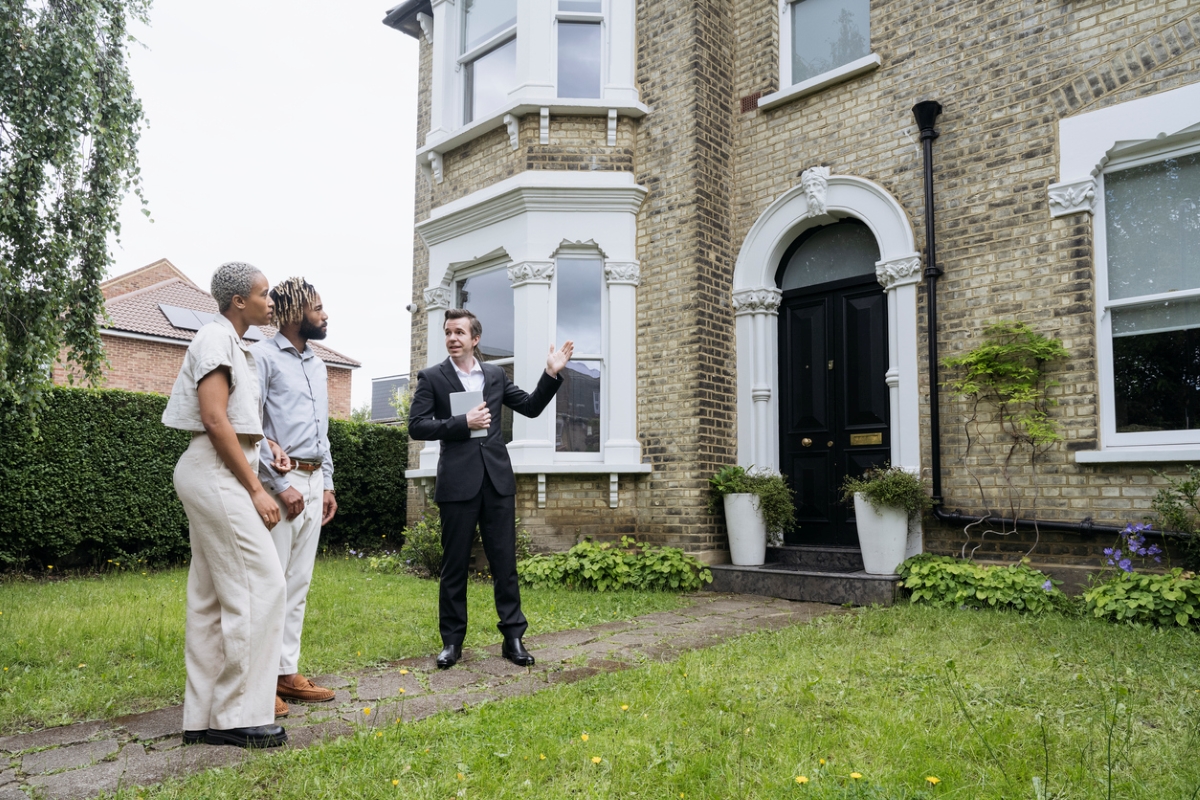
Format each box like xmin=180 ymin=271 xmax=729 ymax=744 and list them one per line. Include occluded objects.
xmin=776 ymin=218 xmax=890 ymax=546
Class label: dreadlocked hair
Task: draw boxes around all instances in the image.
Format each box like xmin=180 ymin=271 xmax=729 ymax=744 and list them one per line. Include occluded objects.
xmin=270 ymin=277 xmax=318 ymax=326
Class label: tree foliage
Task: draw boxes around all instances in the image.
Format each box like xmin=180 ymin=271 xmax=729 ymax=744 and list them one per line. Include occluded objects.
xmin=0 ymin=0 xmax=149 ymax=416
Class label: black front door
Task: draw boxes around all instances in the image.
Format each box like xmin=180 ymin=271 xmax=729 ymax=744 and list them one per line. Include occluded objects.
xmin=778 ymin=276 xmax=890 ymax=547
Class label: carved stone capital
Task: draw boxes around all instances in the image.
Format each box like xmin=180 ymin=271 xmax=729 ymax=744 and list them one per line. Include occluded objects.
xmin=875 ymin=256 xmax=922 ymax=290
xmin=732 ymin=287 xmax=782 ymax=315
xmin=800 ymin=165 xmax=831 ymax=218
xmin=1048 ymin=177 xmax=1096 ymax=217
xmin=604 ymin=261 xmax=640 ymax=286
xmin=507 ymin=261 xmax=555 ymax=287
xmin=424 ymin=284 xmax=453 ymax=310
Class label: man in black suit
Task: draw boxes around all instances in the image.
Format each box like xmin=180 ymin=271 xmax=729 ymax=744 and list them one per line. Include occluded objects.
xmin=409 ymin=308 xmax=573 ymax=669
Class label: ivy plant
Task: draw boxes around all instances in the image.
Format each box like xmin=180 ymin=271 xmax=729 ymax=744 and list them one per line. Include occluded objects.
xmin=1 ymin=0 xmax=150 ymax=419
xmin=942 ymin=321 xmax=1069 ymax=448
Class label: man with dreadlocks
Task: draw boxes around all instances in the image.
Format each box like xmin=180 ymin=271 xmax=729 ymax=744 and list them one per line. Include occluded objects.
xmin=251 ymin=277 xmax=338 ymax=716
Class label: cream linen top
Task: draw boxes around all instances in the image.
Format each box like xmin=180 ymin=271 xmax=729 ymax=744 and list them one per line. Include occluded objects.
xmin=162 ymin=314 xmax=264 ymax=438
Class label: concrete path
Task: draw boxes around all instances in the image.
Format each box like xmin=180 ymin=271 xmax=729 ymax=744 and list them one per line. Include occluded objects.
xmin=0 ymin=593 xmax=845 ymax=800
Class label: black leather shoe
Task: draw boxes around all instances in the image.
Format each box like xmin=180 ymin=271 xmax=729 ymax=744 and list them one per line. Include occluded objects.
xmin=437 ymin=644 xmax=463 ymax=669
xmin=182 ymin=730 xmax=207 ymax=746
xmin=205 ymin=725 xmax=287 ymax=748
xmin=502 ymin=637 xmax=535 ymax=667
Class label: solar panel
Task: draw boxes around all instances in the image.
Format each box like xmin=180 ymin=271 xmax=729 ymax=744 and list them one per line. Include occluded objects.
xmin=159 ymin=303 xmax=263 ymax=340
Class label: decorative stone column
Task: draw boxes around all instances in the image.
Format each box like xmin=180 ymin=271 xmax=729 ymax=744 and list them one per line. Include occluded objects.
xmin=873 ymin=256 xmax=922 ymax=475
xmin=732 ymin=287 xmax=782 ymax=472
xmin=419 ymin=283 xmax=454 ymax=471
xmin=513 ymin=0 xmax=555 ymax=97
xmin=506 ymin=261 xmax=556 ymax=464
xmin=603 ymin=261 xmax=641 ymax=464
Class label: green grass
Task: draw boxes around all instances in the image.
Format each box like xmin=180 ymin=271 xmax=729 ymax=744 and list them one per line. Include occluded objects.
xmin=115 ymin=604 xmax=1200 ymax=800
xmin=0 ymin=557 xmax=687 ymax=733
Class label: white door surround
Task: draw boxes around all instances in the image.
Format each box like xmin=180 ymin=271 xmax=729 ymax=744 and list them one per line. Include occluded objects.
xmin=732 ymin=169 xmax=924 ymax=479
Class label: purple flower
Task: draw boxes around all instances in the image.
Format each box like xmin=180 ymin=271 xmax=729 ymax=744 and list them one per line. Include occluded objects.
xmin=1118 ymin=559 xmax=1133 ymax=573
xmin=1042 ymin=579 xmax=1053 ymax=592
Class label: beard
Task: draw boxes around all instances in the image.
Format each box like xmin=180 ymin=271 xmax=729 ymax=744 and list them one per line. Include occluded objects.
xmin=299 ymin=318 xmax=327 ymax=340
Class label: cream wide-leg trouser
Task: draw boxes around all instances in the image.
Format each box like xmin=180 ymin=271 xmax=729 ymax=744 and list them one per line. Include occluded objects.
xmin=175 ymin=433 xmax=286 ymax=732
xmin=269 ymin=467 xmax=324 ymax=675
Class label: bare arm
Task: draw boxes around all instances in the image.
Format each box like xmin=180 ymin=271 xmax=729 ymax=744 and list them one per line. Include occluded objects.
xmin=197 ymin=367 xmax=281 ymax=530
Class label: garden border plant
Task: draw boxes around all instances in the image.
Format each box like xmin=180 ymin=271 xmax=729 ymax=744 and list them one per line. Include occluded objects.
xmin=941 ymin=321 xmax=1069 ymax=558
xmin=517 ymin=536 xmax=713 ymax=592
xmin=708 ymin=465 xmax=796 ymax=545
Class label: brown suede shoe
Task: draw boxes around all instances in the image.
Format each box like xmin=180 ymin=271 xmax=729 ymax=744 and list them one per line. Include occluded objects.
xmin=276 ymin=673 xmax=335 ymax=703
xmin=275 ymin=695 xmax=289 ymax=718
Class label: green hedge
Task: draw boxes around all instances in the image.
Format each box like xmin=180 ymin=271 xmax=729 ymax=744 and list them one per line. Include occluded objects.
xmin=0 ymin=388 xmax=406 ymax=570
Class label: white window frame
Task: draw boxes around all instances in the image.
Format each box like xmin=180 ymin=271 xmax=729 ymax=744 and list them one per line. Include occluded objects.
xmin=417 ymin=0 xmax=646 ymax=180
xmin=550 ymin=245 xmax=607 ymax=462
xmin=1049 ymin=81 xmax=1200 ymax=463
xmin=460 ymin=22 xmax=518 ymax=124
xmin=759 ymin=0 xmax=880 ymax=112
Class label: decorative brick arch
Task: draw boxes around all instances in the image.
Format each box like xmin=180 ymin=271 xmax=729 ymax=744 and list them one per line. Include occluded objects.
xmin=732 ymin=169 xmax=923 ymax=477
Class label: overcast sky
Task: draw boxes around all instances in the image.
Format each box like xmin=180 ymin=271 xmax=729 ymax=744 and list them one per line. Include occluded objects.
xmin=111 ymin=0 xmax=420 ymax=410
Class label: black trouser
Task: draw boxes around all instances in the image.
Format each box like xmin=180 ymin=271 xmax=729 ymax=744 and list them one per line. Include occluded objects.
xmin=438 ymin=471 xmax=527 ymax=646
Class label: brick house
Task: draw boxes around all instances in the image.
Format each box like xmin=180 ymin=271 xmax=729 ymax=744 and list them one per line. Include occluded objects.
xmin=383 ymin=0 xmax=1199 ymax=591
xmin=53 ymin=259 xmax=360 ymax=418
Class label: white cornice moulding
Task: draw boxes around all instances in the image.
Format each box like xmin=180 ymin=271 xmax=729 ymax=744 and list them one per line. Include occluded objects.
xmin=416 ymin=171 xmax=648 ymax=246
xmin=1047 ymin=177 xmax=1096 ymax=218
xmin=875 ymin=256 xmax=922 ymax=289
xmin=416 ymin=98 xmax=650 ymax=169
xmin=758 ymin=54 xmax=881 ymax=112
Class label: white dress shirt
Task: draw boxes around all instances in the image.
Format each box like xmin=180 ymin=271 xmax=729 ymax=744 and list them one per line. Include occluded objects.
xmin=454 ymin=357 xmax=485 ymax=392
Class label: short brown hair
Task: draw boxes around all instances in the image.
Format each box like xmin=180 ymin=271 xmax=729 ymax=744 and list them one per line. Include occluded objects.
xmin=443 ymin=308 xmax=482 ymax=339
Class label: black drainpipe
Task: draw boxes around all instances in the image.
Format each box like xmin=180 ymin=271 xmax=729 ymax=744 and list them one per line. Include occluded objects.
xmin=909 ymin=100 xmax=1170 ymax=543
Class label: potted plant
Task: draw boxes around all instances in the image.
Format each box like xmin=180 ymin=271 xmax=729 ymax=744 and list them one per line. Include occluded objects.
xmin=840 ymin=464 xmax=931 ymax=575
xmin=709 ymin=465 xmax=796 ymax=565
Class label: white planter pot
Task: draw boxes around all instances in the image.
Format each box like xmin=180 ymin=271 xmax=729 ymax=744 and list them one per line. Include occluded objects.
xmin=853 ymin=492 xmax=909 ymax=575
xmin=723 ymin=493 xmax=767 ymax=566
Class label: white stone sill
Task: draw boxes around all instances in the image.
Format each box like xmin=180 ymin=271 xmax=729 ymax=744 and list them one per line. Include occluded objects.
xmin=416 ymin=98 xmax=650 ymax=166
xmin=405 ymin=463 xmax=652 ymax=480
xmin=1075 ymin=447 xmax=1200 ymax=464
xmin=757 ymin=54 xmax=882 ymax=112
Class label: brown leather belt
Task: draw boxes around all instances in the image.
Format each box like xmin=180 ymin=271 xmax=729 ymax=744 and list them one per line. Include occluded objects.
xmin=292 ymin=459 xmax=321 ymax=473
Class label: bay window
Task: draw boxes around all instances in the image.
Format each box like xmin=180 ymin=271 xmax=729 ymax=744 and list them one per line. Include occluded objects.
xmin=461 ymin=0 xmax=517 ymax=123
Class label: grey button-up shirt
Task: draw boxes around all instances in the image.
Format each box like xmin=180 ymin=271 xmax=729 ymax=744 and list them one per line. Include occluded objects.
xmin=252 ymin=334 xmax=334 ymax=494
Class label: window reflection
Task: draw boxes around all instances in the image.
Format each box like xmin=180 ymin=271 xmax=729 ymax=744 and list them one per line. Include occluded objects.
xmin=556 ymin=361 xmax=601 ymax=452
xmin=778 ymin=218 xmax=880 ymax=290
xmin=558 ymin=22 xmax=602 ymax=99
xmin=457 ymin=269 xmax=514 ymax=360
xmin=559 ymin=0 xmax=601 ymax=11
xmin=556 ymin=258 xmax=602 ymax=353
xmin=465 ymin=37 xmax=516 ymax=123
xmin=462 ymin=0 xmax=517 ymax=53
xmin=791 ymin=0 xmax=869 ymax=85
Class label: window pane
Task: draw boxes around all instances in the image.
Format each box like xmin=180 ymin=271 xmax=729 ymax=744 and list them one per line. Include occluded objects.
xmin=556 ymin=258 xmax=602 ymax=353
xmin=462 ymin=0 xmax=516 ymax=52
xmin=1112 ymin=321 xmax=1200 ymax=433
xmin=465 ymin=37 xmax=516 ymax=123
xmin=779 ymin=219 xmax=880 ymax=290
xmin=557 ymin=22 xmax=602 ymax=99
xmin=791 ymin=0 xmax=870 ymax=85
xmin=556 ymin=361 xmax=602 ymax=452
xmin=1105 ymin=152 xmax=1200 ymax=301
xmin=457 ymin=269 xmax=514 ymax=360
xmin=559 ymin=0 xmax=602 ymax=11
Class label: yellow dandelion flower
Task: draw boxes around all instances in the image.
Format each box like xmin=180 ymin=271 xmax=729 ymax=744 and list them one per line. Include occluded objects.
xmin=925 ymin=776 xmax=940 ymax=785
xmin=643 ymin=713 xmax=649 ymax=719
xmin=399 ymin=669 xmax=409 ymax=675
xmin=392 ymin=780 xmax=399 ymax=786
xmin=399 ymin=688 xmax=405 ymax=694
xmin=425 ymin=748 xmax=430 ymax=753
xmin=363 ymin=707 xmax=372 ymax=715
xmin=818 ymin=759 xmax=826 ymax=766
xmin=795 ymin=776 xmax=809 ymax=784
xmin=850 ymin=772 xmax=862 ymax=780
xmin=621 ymin=704 xmax=629 ymax=711
xmin=591 ymin=756 xmax=602 ymax=764
xmin=456 ymin=772 xmax=465 ymax=781
xmin=539 ymin=754 xmax=546 ymax=760
xmin=581 ymin=733 xmax=589 ymax=742
xmin=375 ymin=732 xmax=383 ymax=738
xmin=47 ymin=565 xmax=53 ymax=570
xmin=77 ymin=663 xmax=86 ymax=669
xmin=357 ymin=651 xmax=362 ymax=656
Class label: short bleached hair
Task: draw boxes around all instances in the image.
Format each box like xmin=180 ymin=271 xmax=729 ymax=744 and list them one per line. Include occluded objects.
xmin=211 ymin=262 xmax=263 ymax=312
xmin=270 ymin=277 xmax=319 ymax=327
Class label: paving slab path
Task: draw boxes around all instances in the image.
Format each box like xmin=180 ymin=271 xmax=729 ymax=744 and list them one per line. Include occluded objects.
xmin=0 ymin=593 xmax=846 ymax=799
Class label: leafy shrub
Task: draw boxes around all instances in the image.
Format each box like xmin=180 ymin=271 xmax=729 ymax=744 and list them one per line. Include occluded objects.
xmin=396 ymin=506 xmax=443 ymax=577
xmin=897 ymin=554 xmax=1065 ymax=614
xmin=0 ymin=387 xmax=407 ymax=570
xmin=840 ymin=463 xmax=931 ymax=515
xmin=1083 ymin=568 xmax=1200 ymax=628
xmin=518 ymin=536 xmax=713 ymax=592
xmin=708 ymin=465 xmax=796 ymax=536
xmin=1152 ymin=466 xmax=1200 ymax=571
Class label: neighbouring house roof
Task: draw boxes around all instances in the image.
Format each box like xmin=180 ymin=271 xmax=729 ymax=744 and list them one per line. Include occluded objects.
xmin=371 ymin=374 xmax=409 ymax=421
xmin=103 ymin=274 xmax=361 ymax=369
xmin=101 ymin=257 xmax=201 ymax=300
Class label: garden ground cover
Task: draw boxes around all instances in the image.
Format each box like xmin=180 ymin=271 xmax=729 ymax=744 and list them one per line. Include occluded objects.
xmin=0 ymin=557 xmax=687 ymax=733
xmin=107 ymin=602 xmax=1200 ymax=800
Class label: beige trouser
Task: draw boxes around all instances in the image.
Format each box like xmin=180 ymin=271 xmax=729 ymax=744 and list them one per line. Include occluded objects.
xmin=270 ymin=467 xmax=324 ymax=675
xmin=174 ymin=433 xmax=285 ymax=731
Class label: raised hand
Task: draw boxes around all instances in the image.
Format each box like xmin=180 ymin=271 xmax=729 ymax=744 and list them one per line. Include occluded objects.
xmin=546 ymin=340 xmax=574 ymax=377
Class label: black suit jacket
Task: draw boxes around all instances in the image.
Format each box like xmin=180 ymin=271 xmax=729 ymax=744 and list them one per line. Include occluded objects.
xmin=409 ymin=358 xmax=563 ymax=502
